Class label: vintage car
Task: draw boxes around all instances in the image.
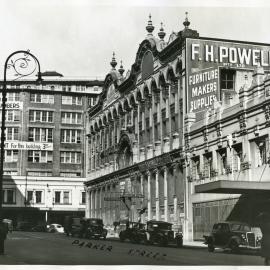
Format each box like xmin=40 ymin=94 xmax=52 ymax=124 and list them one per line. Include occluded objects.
xmin=204 ymin=221 xmax=262 ymax=253
xmin=69 ymin=217 xmax=107 ymax=239
xmin=145 ymin=220 xmax=183 ymax=247
xmin=119 ymin=221 xmax=147 ymax=244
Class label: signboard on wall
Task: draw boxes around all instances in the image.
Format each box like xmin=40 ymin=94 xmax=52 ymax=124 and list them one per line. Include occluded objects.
xmin=185 ymin=38 xmax=270 ymax=114
xmin=0 ymin=101 xmax=23 ymax=110
xmin=4 ymin=141 xmax=53 ymax=151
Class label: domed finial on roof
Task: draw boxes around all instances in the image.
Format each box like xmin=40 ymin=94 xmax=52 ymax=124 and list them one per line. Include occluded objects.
xmin=110 ymin=52 xmax=117 ymax=70
xmin=118 ymin=60 xmax=125 ymax=76
xmin=146 ymin=14 xmax=155 ymax=35
xmin=183 ymin=11 xmax=190 ymax=29
xmin=158 ymin=22 xmax=166 ymax=40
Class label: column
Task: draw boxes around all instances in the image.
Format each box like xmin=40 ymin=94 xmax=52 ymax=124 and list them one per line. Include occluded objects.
xmin=147 ymin=171 xmax=152 ymax=221
xmin=163 ymin=166 xmax=168 ymax=221
xmin=167 ymin=84 xmax=172 ymax=150
xmin=99 ymin=187 xmax=103 ymax=219
xmin=151 ymin=94 xmax=155 ymax=145
xmin=137 ymin=103 xmax=140 ymax=159
xmin=85 ymin=188 xmax=90 ymax=218
xmin=172 ymin=164 xmax=178 ymax=225
xmin=155 ymin=169 xmax=160 ymax=220
xmin=140 ymin=174 xmax=145 ymax=223
xmin=94 ymin=189 xmax=98 ymax=218
xmin=91 ymin=189 xmax=95 ymax=218
xmin=159 ymin=89 xmax=164 ymax=152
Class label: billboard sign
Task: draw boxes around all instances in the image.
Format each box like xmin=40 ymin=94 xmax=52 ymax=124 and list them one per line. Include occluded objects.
xmin=186 ymin=38 xmax=270 ymax=113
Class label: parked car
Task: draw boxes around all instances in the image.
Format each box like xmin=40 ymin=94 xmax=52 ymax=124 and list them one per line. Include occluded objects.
xmin=144 ymin=220 xmax=183 ymax=247
xmin=82 ymin=218 xmax=107 ymax=240
xmin=119 ymin=221 xmax=146 ymax=244
xmin=3 ymin=219 xmax=13 ymax=233
xmin=16 ymin=221 xmax=33 ymax=231
xmin=69 ymin=217 xmax=107 ymax=239
xmin=47 ymin=224 xmax=64 ymax=233
xmin=204 ymin=221 xmax=262 ymax=253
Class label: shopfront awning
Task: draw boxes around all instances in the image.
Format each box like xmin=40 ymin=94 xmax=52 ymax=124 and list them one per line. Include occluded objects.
xmin=194 ymin=180 xmax=270 ymax=194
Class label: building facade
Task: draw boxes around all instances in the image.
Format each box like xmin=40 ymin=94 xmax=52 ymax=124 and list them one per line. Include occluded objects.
xmin=84 ymin=15 xmax=270 ymax=240
xmin=1 ymin=71 xmax=103 ymax=225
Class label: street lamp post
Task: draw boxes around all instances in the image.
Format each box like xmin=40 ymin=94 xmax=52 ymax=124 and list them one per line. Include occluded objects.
xmin=0 ymin=50 xmax=42 ymax=220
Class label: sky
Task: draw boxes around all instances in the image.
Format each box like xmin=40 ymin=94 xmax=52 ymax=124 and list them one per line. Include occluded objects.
xmin=1 ymin=0 xmax=270 ymax=80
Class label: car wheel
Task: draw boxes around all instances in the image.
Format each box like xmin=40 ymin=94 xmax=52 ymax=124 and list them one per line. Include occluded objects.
xmin=229 ymin=241 xmax=239 ymax=253
xmin=208 ymin=244 xmax=215 ymax=252
xmin=103 ymin=235 xmax=106 ymax=240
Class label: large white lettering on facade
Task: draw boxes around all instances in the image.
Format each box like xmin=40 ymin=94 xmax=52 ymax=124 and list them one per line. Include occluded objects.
xmin=191 ymin=43 xmax=270 ymax=66
xmin=189 ymin=68 xmax=218 ymax=112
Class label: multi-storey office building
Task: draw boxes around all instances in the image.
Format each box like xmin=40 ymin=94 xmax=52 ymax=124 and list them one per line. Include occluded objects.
xmin=84 ymin=15 xmax=270 ymax=240
xmin=1 ymin=71 xmax=103 ymax=225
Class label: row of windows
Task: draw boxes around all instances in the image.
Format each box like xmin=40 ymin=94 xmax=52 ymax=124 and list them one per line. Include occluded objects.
xmin=29 ymin=94 xmax=83 ymax=105
xmin=0 ymin=93 xmax=20 ymax=102
xmin=2 ymin=189 xmax=86 ymax=205
xmin=1 ymin=110 xmax=83 ymax=124
xmin=2 ymin=127 xmax=84 ymax=144
xmin=2 ymin=171 xmax=82 ymax=177
xmin=29 ymin=110 xmax=53 ymax=123
xmin=190 ymin=136 xmax=269 ymax=181
xmin=26 ymin=150 xmax=82 ymax=164
xmin=61 ymin=112 xmax=82 ymax=124
xmin=29 ymin=128 xmax=53 ymax=142
xmin=60 ymin=129 xmax=82 ymax=143
xmin=5 ymin=83 xmax=100 ymax=92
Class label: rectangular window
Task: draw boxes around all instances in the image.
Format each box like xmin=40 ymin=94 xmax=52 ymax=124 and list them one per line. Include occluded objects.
xmin=60 ymin=152 xmax=81 ymax=164
xmin=55 ymin=191 xmax=61 ymax=204
xmin=81 ymin=191 xmax=86 ymax=204
xmin=3 ymin=189 xmax=15 ymax=204
xmin=30 ymin=94 xmax=54 ymax=104
xmin=5 ymin=127 xmax=19 ymax=141
xmin=220 ymin=69 xmax=235 ymax=90
xmin=35 ymin=191 xmax=42 ymax=203
xmin=60 ymin=129 xmax=82 ymax=143
xmin=27 ymin=191 xmax=33 ymax=202
xmin=62 ymin=95 xmax=82 ymax=105
xmin=28 ymin=128 xmax=53 ymax=142
xmin=5 ymin=150 xmax=18 ymax=162
xmin=28 ymin=151 xmax=53 ymax=163
xmin=63 ymin=191 xmax=70 ymax=204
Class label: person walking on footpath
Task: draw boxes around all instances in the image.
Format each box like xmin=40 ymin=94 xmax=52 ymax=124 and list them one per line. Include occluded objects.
xmin=0 ymin=218 xmax=8 ymax=255
xmin=257 ymin=212 xmax=270 ymax=265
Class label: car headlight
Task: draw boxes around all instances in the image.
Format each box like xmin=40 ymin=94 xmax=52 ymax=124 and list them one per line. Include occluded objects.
xmin=241 ymin=234 xmax=247 ymax=241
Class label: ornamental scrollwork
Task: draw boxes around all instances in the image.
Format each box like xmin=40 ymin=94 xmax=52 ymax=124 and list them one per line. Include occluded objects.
xmin=6 ymin=50 xmax=40 ymax=80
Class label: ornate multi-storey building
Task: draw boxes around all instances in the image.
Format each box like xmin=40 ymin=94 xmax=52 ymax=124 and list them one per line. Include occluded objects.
xmin=85 ymin=14 xmax=270 ymax=240
xmin=1 ymin=71 xmax=103 ymax=225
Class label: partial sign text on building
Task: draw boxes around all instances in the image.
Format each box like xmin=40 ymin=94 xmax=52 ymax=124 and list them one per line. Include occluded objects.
xmin=186 ymin=38 xmax=270 ymax=114
xmin=4 ymin=141 xmax=53 ymax=151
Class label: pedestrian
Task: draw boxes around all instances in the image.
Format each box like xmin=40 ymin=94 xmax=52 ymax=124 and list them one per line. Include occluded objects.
xmin=257 ymin=212 xmax=270 ymax=265
xmin=0 ymin=219 xmax=8 ymax=255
